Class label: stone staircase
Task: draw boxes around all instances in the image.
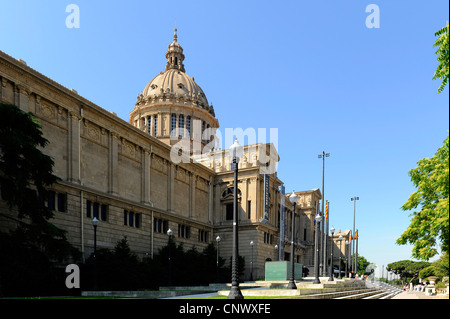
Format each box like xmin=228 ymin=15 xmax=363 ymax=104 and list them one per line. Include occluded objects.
xmin=216 ymin=277 xmax=402 ymax=299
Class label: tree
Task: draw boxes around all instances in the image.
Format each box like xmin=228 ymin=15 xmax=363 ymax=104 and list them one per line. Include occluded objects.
xmin=433 ymin=21 xmax=449 ymax=93
xmin=397 ymin=136 xmax=449 ymax=260
xmin=387 ymin=260 xmax=430 ymax=286
xmin=0 ymin=103 xmax=80 ymax=296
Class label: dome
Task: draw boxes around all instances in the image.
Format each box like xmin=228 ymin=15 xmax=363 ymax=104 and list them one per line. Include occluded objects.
xmin=141 ymin=69 xmax=209 ymax=108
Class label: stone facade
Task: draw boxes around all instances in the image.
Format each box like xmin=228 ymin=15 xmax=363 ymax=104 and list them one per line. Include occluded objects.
xmin=0 ymin=31 xmax=339 ymax=281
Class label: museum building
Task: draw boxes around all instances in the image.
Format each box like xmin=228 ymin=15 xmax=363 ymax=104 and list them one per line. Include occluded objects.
xmin=0 ymin=29 xmax=341 ymax=280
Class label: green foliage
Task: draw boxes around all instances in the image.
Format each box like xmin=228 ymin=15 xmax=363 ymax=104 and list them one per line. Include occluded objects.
xmin=355 ymin=255 xmax=371 ymax=275
xmin=81 ymin=237 xmax=239 ymax=291
xmin=0 ymin=103 xmax=80 ymax=297
xmin=397 ymin=136 xmax=449 ymax=260
xmin=433 ymin=22 xmax=449 ymax=93
xmin=387 ymin=260 xmax=431 ymax=284
xmin=419 ymin=266 xmax=435 ymax=279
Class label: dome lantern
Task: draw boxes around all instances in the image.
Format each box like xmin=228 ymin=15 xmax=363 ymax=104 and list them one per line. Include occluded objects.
xmin=165 ymin=28 xmax=185 ymax=72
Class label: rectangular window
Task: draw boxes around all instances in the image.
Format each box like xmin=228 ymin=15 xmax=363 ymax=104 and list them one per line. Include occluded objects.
xmin=154 ymin=218 xmax=168 ymax=233
xmin=154 ymin=115 xmax=158 ymax=136
xmin=86 ymin=200 xmax=91 ymax=218
xmin=171 ymin=114 xmax=177 ymax=137
xmin=124 ymin=210 xmax=128 ymax=226
xmin=135 ymin=213 xmax=140 ymax=228
xmin=247 ymin=200 xmax=251 ymax=219
xmin=303 ymin=229 xmax=307 ymax=241
xmin=100 ymin=204 xmax=107 ymax=221
xmin=47 ymin=191 xmax=56 ymax=211
xmin=186 ymin=116 xmax=191 ymax=138
xmin=178 ymin=115 xmax=184 ymax=137
xmin=93 ymin=202 xmax=99 ymax=219
xmin=57 ymin=193 xmax=66 ymax=212
xmin=128 ymin=211 xmax=134 ymax=227
xmin=226 ymin=203 xmax=233 ymax=220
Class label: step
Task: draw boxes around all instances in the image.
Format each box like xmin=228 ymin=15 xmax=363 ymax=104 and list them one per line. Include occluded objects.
xmin=363 ymin=291 xmax=391 ymax=299
xmin=334 ymin=289 xmax=382 ymax=299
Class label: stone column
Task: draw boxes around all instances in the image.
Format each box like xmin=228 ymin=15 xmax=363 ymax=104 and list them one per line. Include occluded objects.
xmin=141 ymin=147 xmax=152 ymax=205
xmin=108 ymin=132 xmax=119 ymax=195
xmin=68 ymin=111 xmax=81 ymax=184
xmin=167 ymin=162 xmax=175 ymax=211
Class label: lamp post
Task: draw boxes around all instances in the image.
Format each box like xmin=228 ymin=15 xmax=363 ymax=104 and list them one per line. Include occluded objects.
xmin=345 ymin=240 xmax=349 ymax=279
xmin=228 ymin=139 xmax=244 ymax=299
xmin=287 ymin=191 xmax=298 ymax=289
xmin=167 ymin=228 xmax=173 ymax=286
xmin=250 ymin=241 xmax=254 ymax=281
xmin=216 ymin=235 xmax=221 ymax=283
xmin=318 ymin=151 xmax=330 ymax=276
xmin=91 ymin=217 xmax=99 ymax=291
xmin=351 ymin=196 xmax=359 ymax=272
xmin=314 ymin=212 xmax=323 ymax=284
xmin=274 ymin=245 xmax=279 ymax=261
xmin=329 ymin=226 xmax=335 ymax=281
xmin=338 ymin=235 xmax=343 ymax=279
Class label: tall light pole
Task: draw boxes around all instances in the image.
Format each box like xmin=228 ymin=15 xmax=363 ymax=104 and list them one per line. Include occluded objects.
xmin=345 ymin=239 xmax=349 ymax=279
xmin=167 ymin=228 xmax=173 ymax=286
xmin=228 ymin=139 xmax=244 ymax=299
xmin=329 ymin=226 xmax=335 ymax=281
xmin=314 ymin=212 xmax=323 ymax=284
xmin=91 ymin=217 xmax=99 ymax=291
xmin=318 ymin=151 xmax=330 ymax=276
xmin=351 ymin=196 xmax=359 ymax=272
xmin=216 ymin=235 xmax=221 ymax=283
xmin=287 ymin=191 xmax=298 ymax=289
xmin=338 ymin=235 xmax=343 ymax=279
xmin=250 ymin=241 xmax=254 ymax=281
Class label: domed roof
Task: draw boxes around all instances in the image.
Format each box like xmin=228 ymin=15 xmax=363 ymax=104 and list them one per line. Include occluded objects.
xmin=141 ymin=69 xmax=209 ymax=107
xmin=136 ymin=28 xmax=213 ymax=111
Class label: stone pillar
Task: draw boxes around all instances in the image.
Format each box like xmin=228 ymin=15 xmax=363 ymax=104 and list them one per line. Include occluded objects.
xmin=108 ymin=132 xmax=119 ymax=195
xmin=141 ymin=147 xmax=152 ymax=205
xmin=68 ymin=111 xmax=81 ymax=184
xmin=167 ymin=162 xmax=174 ymax=211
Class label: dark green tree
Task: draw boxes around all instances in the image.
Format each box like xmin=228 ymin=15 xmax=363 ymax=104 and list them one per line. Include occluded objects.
xmin=0 ymin=102 xmax=80 ymax=296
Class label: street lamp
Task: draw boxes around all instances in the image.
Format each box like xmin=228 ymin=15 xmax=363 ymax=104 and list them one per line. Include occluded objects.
xmin=338 ymin=235 xmax=343 ymax=279
xmin=329 ymin=226 xmax=335 ymax=281
xmin=345 ymin=240 xmax=349 ymax=279
xmin=318 ymin=152 xmax=330 ymax=276
xmin=351 ymin=196 xmax=359 ymax=272
xmin=216 ymin=235 xmax=221 ymax=283
xmin=314 ymin=212 xmax=323 ymax=284
xmin=274 ymin=245 xmax=279 ymax=261
xmin=228 ymin=139 xmax=244 ymax=299
xmin=287 ymin=191 xmax=298 ymax=289
xmin=91 ymin=217 xmax=99 ymax=291
xmin=250 ymin=241 xmax=254 ymax=281
xmin=167 ymin=228 xmax=173 ymax=286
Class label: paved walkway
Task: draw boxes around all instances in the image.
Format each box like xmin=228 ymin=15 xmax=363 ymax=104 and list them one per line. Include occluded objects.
xmin=392 ymin=290 xmax=449 ymax=299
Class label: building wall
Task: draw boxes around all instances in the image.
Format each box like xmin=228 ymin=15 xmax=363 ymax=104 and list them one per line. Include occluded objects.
xmin=0 ymin=50 xmax=326 ymax=282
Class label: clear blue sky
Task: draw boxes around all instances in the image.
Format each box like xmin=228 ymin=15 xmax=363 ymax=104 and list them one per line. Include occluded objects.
xmin=1 ymin=0 xmax=448 ymax=277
